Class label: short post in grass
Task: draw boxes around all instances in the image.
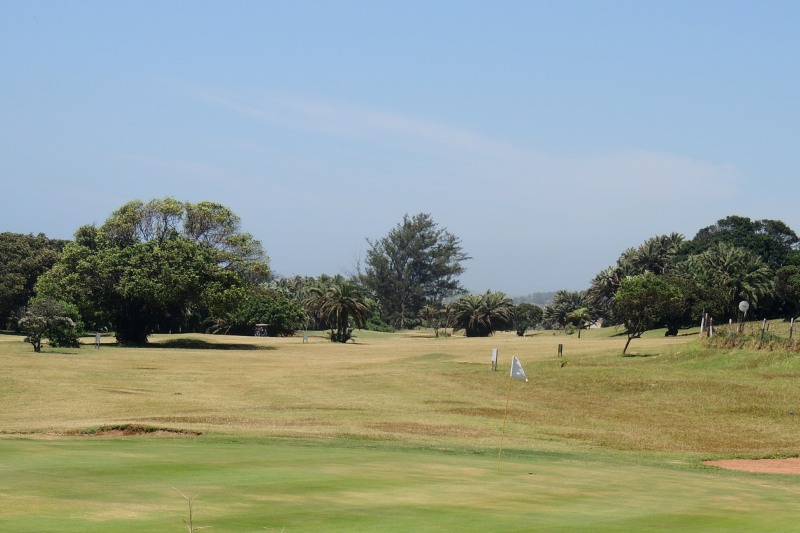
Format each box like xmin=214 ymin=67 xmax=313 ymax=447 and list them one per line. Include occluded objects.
xmin=760 ymin=318 xmax=767 ymax=346
xmin=790 ymin=318 xmax=795 ymax=341
xmin=491 ymin=348 xmax=498 ymax=371
xmin=558 ymin=343 xmax=563 ymax=359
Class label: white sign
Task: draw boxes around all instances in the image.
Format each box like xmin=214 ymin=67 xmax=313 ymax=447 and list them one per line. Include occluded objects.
xmin=739 ymin=301 xmax=750 ymax=313
xmin=491 ymin=348 xmax=498 ymax=363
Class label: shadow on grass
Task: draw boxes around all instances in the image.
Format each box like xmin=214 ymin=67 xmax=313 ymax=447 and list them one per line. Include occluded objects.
xmin=148 ymin=339 xmax=275 ymax=351
xmin=622 ymin=352 xmax=659 ymax=358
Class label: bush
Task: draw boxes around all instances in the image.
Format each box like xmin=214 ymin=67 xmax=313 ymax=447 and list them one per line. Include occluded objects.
xmin=48 ymin=324 xmax=82 ymax=348
xmin=366 ymin=318 xmax=395 ymax=333
xmin=328 ymin=329 xmax=353 ymax=343
xmin=18 ymin=298 xmax=83 ymax=352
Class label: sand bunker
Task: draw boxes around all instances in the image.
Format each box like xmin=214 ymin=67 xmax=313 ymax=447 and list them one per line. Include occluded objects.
xmin=705 ymin=458 xmax=800 ymax=474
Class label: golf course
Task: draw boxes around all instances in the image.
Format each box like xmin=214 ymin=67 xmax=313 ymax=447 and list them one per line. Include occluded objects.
xmin=3 ymin=326 xmax=800 ymax=531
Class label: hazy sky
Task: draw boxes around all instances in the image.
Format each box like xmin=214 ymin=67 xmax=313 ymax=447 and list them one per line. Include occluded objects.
xmin=2 ymin=1 xmax=798 ymax=294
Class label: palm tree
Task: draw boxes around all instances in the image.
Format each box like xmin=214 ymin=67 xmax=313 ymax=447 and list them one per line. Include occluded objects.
xmin=543 ymin=290 xmax=588 ymax=329
xmin=450 ymin=291 xmax=514 ymax=337
xmin=630 ymin=233 xmax=685 ymax=275
xmin=419 ymin=304 xmax=442 ymax=337
xmin=565 ymin=307 xmax=595 ymax=338
xmin=303 ymin=280 xmax=370 ymax=342
xmin=682 ymin=242 xmax=773 ymax=314
xmin=587 ymin=265 xmax=624 ymax=321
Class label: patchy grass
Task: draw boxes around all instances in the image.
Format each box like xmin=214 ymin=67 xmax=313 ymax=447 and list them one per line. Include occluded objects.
xmin=3 ymin=329 xmax=800 ymax=530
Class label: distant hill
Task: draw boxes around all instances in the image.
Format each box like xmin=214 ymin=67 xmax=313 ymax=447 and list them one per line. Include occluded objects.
xmin=512 ymin=292 xmax=555 ymax=306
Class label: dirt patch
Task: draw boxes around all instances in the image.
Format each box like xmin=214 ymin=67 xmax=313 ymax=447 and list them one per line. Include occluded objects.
xmin=76 ymin=424 xmax=201 ymax=437
xmin=705 ymin=458 xmax=800 ymax=474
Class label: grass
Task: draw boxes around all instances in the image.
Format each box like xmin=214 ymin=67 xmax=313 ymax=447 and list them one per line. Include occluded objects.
xmin=2 ymin=326 xmax=800 ymax=530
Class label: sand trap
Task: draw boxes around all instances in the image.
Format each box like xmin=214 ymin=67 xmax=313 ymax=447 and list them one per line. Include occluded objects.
xmin=705 ymin=458 xmax=800 ymax=474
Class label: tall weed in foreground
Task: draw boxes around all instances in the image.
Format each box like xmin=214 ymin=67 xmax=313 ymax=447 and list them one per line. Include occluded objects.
xmin=175 ymin=489 xmax=209 ymax=532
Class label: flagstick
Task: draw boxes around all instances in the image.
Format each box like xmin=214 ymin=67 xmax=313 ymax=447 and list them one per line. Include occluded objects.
xmin=497 ymin=373 xmax=513 ymax=471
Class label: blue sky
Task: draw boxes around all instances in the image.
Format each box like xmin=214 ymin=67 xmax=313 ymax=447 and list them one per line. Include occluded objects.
xmin=2 ymin=1 xmax=798 ymax=294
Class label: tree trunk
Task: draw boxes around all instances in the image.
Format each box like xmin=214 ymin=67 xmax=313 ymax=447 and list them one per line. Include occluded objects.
xmin=623 ymin=335 xmax=633 ymax=355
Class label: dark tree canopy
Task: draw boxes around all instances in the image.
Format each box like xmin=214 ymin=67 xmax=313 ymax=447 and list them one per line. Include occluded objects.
xmin=589 ymin=217 xmax=800 ymax=326
xmin=364 ymin=213 xmax=469 ymax=328
xmin=0 ymin=233 xmax=67 ymax=329
xmin=682 ymin=215 xmax=798 ymax=270
xmin=35 ymin=198 xmax=271 ymax=344
xmin=512 ymin=303 xmax=543 ymax=336
xmin=204 ymin=285 xmax=306 ymax=337
xmin=776 ymin=265 xmax=800 ymax=318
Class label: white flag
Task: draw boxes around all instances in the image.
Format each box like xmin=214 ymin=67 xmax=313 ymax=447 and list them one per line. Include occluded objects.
xmin=510 ymin=356 xmax=528 ymax=382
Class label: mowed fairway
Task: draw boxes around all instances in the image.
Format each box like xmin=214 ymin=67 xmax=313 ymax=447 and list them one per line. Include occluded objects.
xmin=2 ymin=329 xmax=800 ymax=531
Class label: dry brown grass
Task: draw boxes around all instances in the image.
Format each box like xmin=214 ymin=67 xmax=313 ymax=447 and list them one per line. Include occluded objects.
xmin=3 ymin=327 xmax=800 ymax=457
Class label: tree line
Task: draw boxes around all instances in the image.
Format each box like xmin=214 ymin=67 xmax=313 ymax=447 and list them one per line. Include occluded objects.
xmin=545 ymin=216 xmax=800 ymax=353
xmin=2 ymin=200 xmax=799 ymax=351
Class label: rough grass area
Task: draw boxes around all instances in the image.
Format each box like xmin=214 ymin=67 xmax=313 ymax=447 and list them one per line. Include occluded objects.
xmin=3 ymin=328 xmax=800 ymax=530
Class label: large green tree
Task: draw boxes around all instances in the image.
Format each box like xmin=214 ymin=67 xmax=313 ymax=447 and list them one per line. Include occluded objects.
xmin=613 ymin=273 xmax=684 ymax=354
xmin=0 ymin=233 xmax=67 ymax=329
xmin=587 ymin=233 xmax=685 ymax=325
xmin=682 ymin=215 xmax=798 ymax=270
xmin=512 ymin=303 xmax=543 ymax=336
xmin=364 ymin=213 xmax=469 ymax=328
xmin=36 ymin=198 xmax=270 ymax=344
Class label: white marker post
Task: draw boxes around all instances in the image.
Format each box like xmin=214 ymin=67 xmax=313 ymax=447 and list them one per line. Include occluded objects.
xmin=491 ymin=348 xmax=498 ymax=371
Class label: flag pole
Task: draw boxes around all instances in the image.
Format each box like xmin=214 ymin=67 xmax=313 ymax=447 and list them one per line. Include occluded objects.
xmin=497 ymin=372 xmax=513 ymax=470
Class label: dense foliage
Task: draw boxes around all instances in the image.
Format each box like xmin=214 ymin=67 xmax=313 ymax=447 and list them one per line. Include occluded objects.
xmin=35 ymin=198 xmax=271 ymax=344
xmin=8 ymin=208 xmax=800 ymax=346
xmin=450 ymin=291 xmax=514 ymax=337
xmin=512 ymin=303 xmax=543 ymax=336
xmin=303 ymin=280 xmax=370 ymax=342
xmin=203 ymin=285 xmax=306 ymax=336
xmin=18 ymin=297 xmax=82 ymax=352
xmin=587 ymin=216 xmax=800 ymax=334
xmin=613 ymin=273 xmax=684 ymax=354
xmin=0 ymin=233 xmax=67 ymax=329
xmin=364 ymin=213 xmax=469 ymax=328
xmin=543 ymin=290 xmax=590 ymax=329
